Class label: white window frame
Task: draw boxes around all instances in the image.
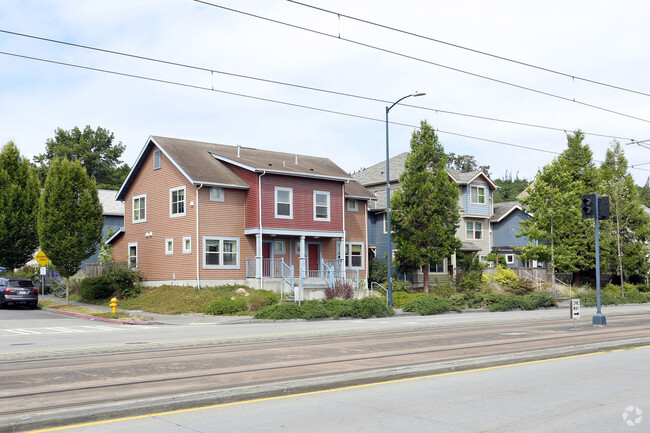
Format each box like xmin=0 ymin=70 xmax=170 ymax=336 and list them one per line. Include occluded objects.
xmin=165 ymin=238 xmax=174 ymax=255
xmin=210 ymin=187 xmax=224 ymax=202
xmin=470 ymin=185 xmax=486 ymax=204
xmin=466 ymin=221 xmax=483 ymax=240
xmin=273 ymin=239 xmax=285 ymax=254
xmin=347 ymin=199 xmax=358 ymax=212
xmin=153 ymin=149 xmax=161 ymax=170
xmin=128 ymin=242 xmax=138 ymax=269
xmin=183 ymin=236 xmax=192 ymax=254
xmin=505 ymin=254 xmax=515 ymax=264
xmin=170 ymin=186 xmax=186 ymax=218
xmin=275 ymin=187 xmax=293 ymax=219
xmin=346 ymin=242 xmax=364 ymax=269
xmin=203 ymin=236 xmax=240 ymax=269
xmin=313 ymin=191 xmax=330 ymax=222
xmin=383 ymin=212 xmax=388 ymax=234
xmin=132 ymin=194 xmax=146 ymax=224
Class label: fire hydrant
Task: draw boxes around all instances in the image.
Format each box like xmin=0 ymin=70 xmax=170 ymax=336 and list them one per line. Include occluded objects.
xmin=109 ymin=297 xmax=117 ymax=314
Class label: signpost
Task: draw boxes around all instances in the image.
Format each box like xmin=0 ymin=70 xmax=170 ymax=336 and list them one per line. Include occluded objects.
xmin=570 ymin=299 xmax=580 ymax=329
xmin=34 ymin=251 xmax=50 ymax=295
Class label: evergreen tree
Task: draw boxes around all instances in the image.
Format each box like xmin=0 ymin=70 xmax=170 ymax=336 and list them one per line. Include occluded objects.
xmin=38 ymin=158 xmax=103 ymax=302
xmin=0 ymin=142 xmax=41 ymax=273
xmin=33 ymin=125 xmax=130 ymax=189
xmin=518 ymin=131 xmax=598 ymax=285
xmin=600 ymin=142 xmax=650 ymax=292
xmin=391 ymin=120 xmax=461 ymax=292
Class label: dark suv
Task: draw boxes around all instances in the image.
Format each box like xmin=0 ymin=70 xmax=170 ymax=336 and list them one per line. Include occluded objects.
xmin=0 ymin=277 xmax=38 ymax=309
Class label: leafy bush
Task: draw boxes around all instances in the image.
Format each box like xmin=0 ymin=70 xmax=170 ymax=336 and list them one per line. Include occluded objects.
xmin=523 ymin=292 xmax=558 ymax=308
xmin=391 ymin=291 xmax=426 ymax=308
xmin=204 ymin=296 xmax=248 ymax=315
xmin=80 ymin=276 xmax=114 ymax=301
xmin=402 ymin=295 xmax=459 ymax=315
xmin=104 ymin=265 xmax=143 ymax=299
xmin=247 ymin=289 xmax=280 ymax=311
xmin=324 ymin=279 xmax=354 ymax=300
xmin=391 ymin=278 xmax=413 ymax=293
xmin=457 ymin=270 xmax=485 ymax=294
xmin=492 ymin=267 xmax=519 ymax=287
xmin=368 ymin=259 xmax=388 ymax=285
xmin=481 ymin=293 xmax=520 ymax=311
xmin=432 ymin=278 xmax=455 ymax=298
xmin=579 ymin=290 xmax=648 ymax=306
xmin=253 ymin=298 xmax=394 ymax=320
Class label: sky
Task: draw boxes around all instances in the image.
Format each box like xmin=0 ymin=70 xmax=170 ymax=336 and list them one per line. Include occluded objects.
xmin=2 ymin=0 xmax=650 ymax=186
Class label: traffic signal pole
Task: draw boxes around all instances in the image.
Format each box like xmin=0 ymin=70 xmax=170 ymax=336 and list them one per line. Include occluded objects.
xmin=592 ymin=193 xmax=606 ymax=326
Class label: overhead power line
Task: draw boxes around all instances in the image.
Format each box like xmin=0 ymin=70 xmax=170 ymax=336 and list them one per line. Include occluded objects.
xmin=0 ymin=29 xmax=633 ymax=142
xmin=287 ymin=0 xmax=650 ymax=99
xmin=3 ymin=50 xmax=648 ymax=174
xmin=193 ymin=0 xmax=650 ymax=125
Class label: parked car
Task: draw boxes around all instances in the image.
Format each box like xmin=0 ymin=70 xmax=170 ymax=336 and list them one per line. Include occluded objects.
xmin=0 ymin=277 xmax=38 ymax=309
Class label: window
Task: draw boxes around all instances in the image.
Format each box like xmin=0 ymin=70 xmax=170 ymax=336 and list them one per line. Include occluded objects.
xmin=470 ymin=186 xmax=486 ymax=204
xmin=128 ymin=242 xmax=138 ymax=269
xmin=132 ymin=194 xmax=146 ymax=223
xmin=273 ymin=240 xmax=285 ymax=254
xmin=210 ymin=187 xmax=224 ymax=201
xmin=466 ymin=221 xmax=483 ymax=240
xmin=347 ymin=199 xmax=358 ymax=212
xmin=430 ymin=260 xmax=445 ymax=273
xmin=165 ymin=238 xmax=174 ymax=255
xmin=153 ymin=149 xmax=161 ymax=170
xmin=344 ymin=242 xmax=364 ymax=268
xmin=170 ymin=186 xmax=186 ymax=217
xmin=275 ymin=187 xmax=293 ymax=219
xmin=203 ymin=237 xmax=239 ymax=269
xmin=505 ymin=254 xmax=515 ymax=264
xmin=314 ymin=191 xmax=330 ymax=221
xmin=383 ymin=212 xmax=388 ymax=234
xmin=183 ymin=236 xmax=192 ymax=254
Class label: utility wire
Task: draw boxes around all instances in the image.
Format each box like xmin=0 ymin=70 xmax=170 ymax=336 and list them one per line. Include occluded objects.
xmin=3 ymin=50 xmax=649 ymax=173
xmin=0 ymin=28 xmax=635 ymax=142
xmin=193 ymin=0 xmax=650 ymax=125
xmin=287 ymin=0 xmax=650 ymax=99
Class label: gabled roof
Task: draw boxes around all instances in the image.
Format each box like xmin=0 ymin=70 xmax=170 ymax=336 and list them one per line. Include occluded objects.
xmin=353 ymin=153 xmax=497 ymax=190
xmin=344 ymin=180 xmax=376 ymax=200
xmin=117 ymin=136 xmax=358 ymax=201
xmin=491 ymin=201 xmax=527 ymax=223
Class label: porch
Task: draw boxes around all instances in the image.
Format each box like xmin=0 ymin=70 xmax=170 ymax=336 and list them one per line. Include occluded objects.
xmin=245 ymin=258 xmax=360 ymax=299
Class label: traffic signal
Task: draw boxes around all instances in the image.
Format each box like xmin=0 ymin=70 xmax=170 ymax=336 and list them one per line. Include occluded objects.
xmin=598 ymin=196 xmax=610 ymax=220
xmin=582 ymin=194 xmax=595 ymax=219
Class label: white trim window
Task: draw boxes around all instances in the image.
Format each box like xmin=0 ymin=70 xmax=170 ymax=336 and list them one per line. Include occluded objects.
xmin=344 ymin=242 xmax=364 ymax=268
xmin=132 ymin=194 xmax=146 ymax=223
xmin=383 ymin=212 xmax=388 ymax=234
xmin=275 ymin=187 xmax=293 ymax=219
xmin=314 ymin=191 xmax=330 ymax=221
xmin=183 ymin=236 xmax=192 ymax=254
xmin=466 ymin=221 xmax=483 ymax=240
xmin=470 ymin=186 xmax=486 ymax=204
xmin=153 ymin=149 xmax=161 ymax=170
xmin=505 ymin=254 xmax=515 ymax=264
xmin=430 ymin=260 xmax=445 ymax=273
xmin=128 ymin=242 xmax=138 ymax=269
xmin=273 ymin=240 xmax=285 ymax=254
xmin=170 ymin=186 xmax=186 ymax=217
xmin=165 ymin=238 xmax=174 ymax=255
xmin=210 ymin=187 xmax=224 ymax=202
xmin=203 ymin=237 xmax=240 ymax=269
xmin=347 ymin=199 xmax=358 ymax=212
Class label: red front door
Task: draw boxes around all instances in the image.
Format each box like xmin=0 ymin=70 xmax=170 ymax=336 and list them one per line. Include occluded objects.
xmin=262 ymin=242 xmax=271 ymax=277
xmin=308 ymin=244 xmax=320 ymax=272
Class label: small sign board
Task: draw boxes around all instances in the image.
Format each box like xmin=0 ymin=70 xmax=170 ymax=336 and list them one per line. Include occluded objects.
xmin=570 ymin=299 xmax=580 ymax=319
xmin=34 ymin=251 xmax=50 ymax=267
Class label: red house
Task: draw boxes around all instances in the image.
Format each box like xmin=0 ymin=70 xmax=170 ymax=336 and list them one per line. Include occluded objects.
xmin=110 ymin=136 xmax=374 ymax=298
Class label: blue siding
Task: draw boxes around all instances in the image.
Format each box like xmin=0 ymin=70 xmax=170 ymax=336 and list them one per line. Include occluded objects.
xmin=493 ymin=210 xmax=529 ymax=249
xmin=463 ymin=182 xmax=491 ymax=216
xmin=81 ymin=215 xmax=125 ymax=268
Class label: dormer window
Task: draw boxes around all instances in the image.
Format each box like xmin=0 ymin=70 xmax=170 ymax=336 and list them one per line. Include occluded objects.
xmin=153 ymin=149 xmax=161 ymax=170
xmin=470 ymin=186 xmax=486 ymax=204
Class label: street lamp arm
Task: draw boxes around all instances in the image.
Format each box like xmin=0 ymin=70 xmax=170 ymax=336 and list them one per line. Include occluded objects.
xmin=387 ymin=92 xmax=426 ymax=113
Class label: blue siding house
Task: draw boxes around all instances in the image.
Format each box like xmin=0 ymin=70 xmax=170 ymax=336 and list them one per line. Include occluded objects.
xmin=81 ymin=189 xmax=125 ymax=269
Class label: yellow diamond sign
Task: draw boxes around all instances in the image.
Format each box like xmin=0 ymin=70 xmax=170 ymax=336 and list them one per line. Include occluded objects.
xmin=34 ymin=251 xmax=50 ymax=267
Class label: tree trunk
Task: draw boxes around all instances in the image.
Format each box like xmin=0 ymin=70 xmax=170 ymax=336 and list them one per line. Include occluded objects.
xmin=422 ymin=264 xmax=430 ymax=294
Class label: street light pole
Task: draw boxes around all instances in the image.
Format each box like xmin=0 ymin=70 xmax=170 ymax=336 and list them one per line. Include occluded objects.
xmin=385 ymin=92 xmax=425 ymax=307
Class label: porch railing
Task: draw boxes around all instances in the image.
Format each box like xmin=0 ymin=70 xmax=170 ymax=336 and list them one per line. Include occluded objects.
xmin=247 ymin=258 xmax=359 ymax=290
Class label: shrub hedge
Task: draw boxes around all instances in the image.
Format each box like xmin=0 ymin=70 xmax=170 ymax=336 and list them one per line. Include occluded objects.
xmin=402 ymin=292 xmax=558 ymax=315
xmin=578 ymin=290 xmax=649 ymax=306
xmin=253 ymin=298 xmax=394 ymax=320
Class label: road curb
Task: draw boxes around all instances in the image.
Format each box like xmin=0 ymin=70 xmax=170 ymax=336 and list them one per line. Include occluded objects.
xmin=44 ymin=307 xmax=156 ymax=325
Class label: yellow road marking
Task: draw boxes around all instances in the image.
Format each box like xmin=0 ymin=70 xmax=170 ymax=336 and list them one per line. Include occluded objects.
xmin=24 ymin=344 xmax=650 ymax=432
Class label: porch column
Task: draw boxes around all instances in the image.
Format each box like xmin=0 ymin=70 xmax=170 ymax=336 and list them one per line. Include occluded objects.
xmin=299 ymin=235 xmax=306 ymax=279
xmin=340 ymin=233 xmax=346 ymax=277
xmin=255 ymin=233 xmax=262 ymax=278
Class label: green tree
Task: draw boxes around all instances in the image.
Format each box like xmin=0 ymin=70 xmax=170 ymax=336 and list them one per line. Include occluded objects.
xmin=518 ymin=131 xmax=599 ymax=285
xmin=0 ymin=142 xmax=41 ymax=273
xmin=600 ymin=142 xmax=650 ymax=293
xmin=391 ymin=120 xmax=461 ymax=292
xmin=33 ymin=125 xmax=130 ymax=189
xmin=446 ymin=153 xmax=490 ymax=177
xmin=38 ymin=158 xmax=103 ymax=303
xmin=493 ymin=171 xmax=530 ymax=203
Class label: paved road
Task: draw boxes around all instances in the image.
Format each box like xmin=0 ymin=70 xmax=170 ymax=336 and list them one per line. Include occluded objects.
xmin=20 ymin=345 xmax=650 ymax=433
